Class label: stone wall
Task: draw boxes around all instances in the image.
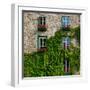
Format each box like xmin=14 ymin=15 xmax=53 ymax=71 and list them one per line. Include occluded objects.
xmin=23 ymin=11 xmax=80 ymax=53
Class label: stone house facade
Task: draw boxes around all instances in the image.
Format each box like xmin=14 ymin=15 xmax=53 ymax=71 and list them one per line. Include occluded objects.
xmin=23 ymin=11 xmax=80 ymax=54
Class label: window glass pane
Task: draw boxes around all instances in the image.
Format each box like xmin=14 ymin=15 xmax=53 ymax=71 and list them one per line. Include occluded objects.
xmin=44 ymin=39 xmax=46 ymax=47
xmin=41 ymin=17 xmax=42 ymax=25
xmin=38 ymin=17 xmax=42 ymax=25
xmin=67 ymin=38 xmax=70 ymax=45
xmin=43 ymin=17 xmax=46 ymax=25
xmin=64 ymin=59 xmax=69 ymax=72
xmin=42 ymin=38 xmax=44 ymax=47
xmin=42 ymin=17 xmax=44 ymax=25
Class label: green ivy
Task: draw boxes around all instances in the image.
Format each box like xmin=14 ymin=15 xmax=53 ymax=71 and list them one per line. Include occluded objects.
xmin=24 ymin=26 xmax=80 ymax=77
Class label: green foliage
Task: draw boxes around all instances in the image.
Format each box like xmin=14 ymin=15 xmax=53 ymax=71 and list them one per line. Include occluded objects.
xmin=75 ymin=26 xmax=80 ymax=45
xmin=24 ymin=26 xmax=80 ymax=77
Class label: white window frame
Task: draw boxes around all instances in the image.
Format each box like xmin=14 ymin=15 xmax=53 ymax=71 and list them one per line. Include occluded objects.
xmin=11 ymin=4 xmax=87 ymax=87
xmin=38 ymin=16 xmax=46 ymax=25
xmin=38 ymin=36 xmax=47 ymax=48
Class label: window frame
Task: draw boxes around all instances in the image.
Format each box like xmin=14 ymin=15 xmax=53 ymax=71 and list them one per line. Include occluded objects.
xmin=61 ymin=16 xmax=70 ymax=28
xmin=62 ymin=37 xmax=71 ymax=49
xmin=38 ymin=16 xmax=47 ymax=31
xmin=38 ymin=16 xmax=46 ymax=25
xmin=11 ymin=4 xmax=87 ymax=87
xmin=38 ymin=36 xmax=47 ymax=49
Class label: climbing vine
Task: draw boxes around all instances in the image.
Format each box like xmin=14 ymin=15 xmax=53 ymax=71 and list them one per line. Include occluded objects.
xmin=24 ymin=26 xmax=80 ymax=77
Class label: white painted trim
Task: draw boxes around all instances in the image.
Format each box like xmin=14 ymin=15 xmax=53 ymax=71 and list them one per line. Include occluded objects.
xmin=11 ymin=4 xmax=87 ymax=87
xmin=38 ymin=36 xmax=47 ymax=48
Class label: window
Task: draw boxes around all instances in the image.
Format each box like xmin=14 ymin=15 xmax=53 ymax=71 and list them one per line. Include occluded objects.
xmin=38 ymin=16 xmax=46 ymax=25
xmin=62 ymin=37 xmax=70 ymax=49
xmin=62 ymin=37 xmax=70 ymax=73
xmin=38 ymin=36 xmax=47 ymax=49
xmin=64 ymin=59 xmax=70 ymax=73
xmin=61 ymin=16 xmax=70 ymax=28
xmin=38 ymin=16 xmax=47 ymax=31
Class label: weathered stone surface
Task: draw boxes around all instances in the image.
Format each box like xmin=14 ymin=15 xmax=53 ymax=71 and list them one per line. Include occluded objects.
xmin=23 ymin=11 xmax=80 ymax=53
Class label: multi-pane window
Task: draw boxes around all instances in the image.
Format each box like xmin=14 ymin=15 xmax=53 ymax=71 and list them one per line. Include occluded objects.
xmin=38 ymin=16 xmax=47 ymax=31
xmin=62 ymin=37 xmax=70 ymax=49
xmin=61 ymin=16 xmax=70 ymax=28
xmin=62 ymin=37 xmax=70 ymax=73
xmin=38 ymin=36 xmax=47 ymax=49
xmin=38 ymin=16 xmax=46 ymax=25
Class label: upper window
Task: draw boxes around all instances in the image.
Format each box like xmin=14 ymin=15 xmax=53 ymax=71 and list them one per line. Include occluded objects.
xmin=38 ymin=16 xmax=47 ymax=31
xmin=62 ymin=37 xmax=70 ymax=49
xmin=38 ymin=16 xmax=46 ymax=25
xmin=61 ymin=16 xmax=70 ymax=28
